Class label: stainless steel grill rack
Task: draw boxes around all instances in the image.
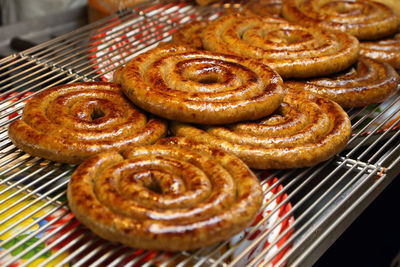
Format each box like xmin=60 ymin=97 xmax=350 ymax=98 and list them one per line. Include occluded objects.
xmin=1 ymin=1 xmax=400 ymax=266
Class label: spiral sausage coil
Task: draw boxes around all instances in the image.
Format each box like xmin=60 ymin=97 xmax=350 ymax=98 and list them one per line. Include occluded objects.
xmin=285 ymin=57 xmax=400 ymax=108
xmin=242 ymin=0 xmax=283 ymax=18
xmin=172 ymin=21 xmax=209 ymax=50
xmin=172 ymin=89 xmax=352 ymax=169
xmin=202 ymin=14 xmax=359 ymax=78
xmin=116 ymin=45 xmax=284 ymax=125
xmin=282 ymin=0 xmax=399 ymax=40
xmin=360 ymin=33 xmax=400 ymax=70
xmin=8 ymin=82 xmax=167 ymax=164
xmin=67 ymin=137 xmax=263 ymax=251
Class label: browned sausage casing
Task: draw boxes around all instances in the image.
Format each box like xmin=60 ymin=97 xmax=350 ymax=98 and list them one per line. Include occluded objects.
xmin=202 ymin=14 xmax=359 ymax=78
xmin=8 ymin=82 xmax=167 ymax=164
xmin=67 ymin=138 xmax=263 ymax=251
xmin=172 ymin=20 xmax=209 ymax=49
xmin=242 ymin=0 xmax=283 ymax=18
xmin=282 ymin=0 xmax=399 ymax=40
xmin=360 ymin=33 xmax=400 ymax=70
xmin=117 ymin=45 xmax=284 ymax=125
xmin=172 ymin=89 xmax=352 ymax=169
xmin=285 ymin=57 xmax=400 ymax=108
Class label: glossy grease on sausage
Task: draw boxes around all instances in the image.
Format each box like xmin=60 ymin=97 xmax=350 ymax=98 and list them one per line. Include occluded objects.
xmin=202 ymin=14 xmax=359 ymax=78
xmin=8 ymin=82 xmax=167 ymax=164
xmin=172 ymin=89 xmax=352 ymax=169
xmin=67 ymin=139 xmax=263 ymax=251
xmin=117 ymin=45 xmax=284 ymax=125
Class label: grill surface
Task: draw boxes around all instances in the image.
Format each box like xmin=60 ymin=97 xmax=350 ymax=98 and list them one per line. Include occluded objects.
xmin=1 ymin=0 xmax=400 ymax=266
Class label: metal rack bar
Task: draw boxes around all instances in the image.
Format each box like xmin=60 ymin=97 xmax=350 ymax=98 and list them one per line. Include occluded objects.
xmin=274 ymin=163 xmax=379 ymax=266
xmin=290 ymin=169 xmax=393 ymax=267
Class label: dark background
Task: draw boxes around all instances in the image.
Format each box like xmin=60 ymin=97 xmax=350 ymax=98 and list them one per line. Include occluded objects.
xmin=314 ymin=175 xmax=400 ymax=267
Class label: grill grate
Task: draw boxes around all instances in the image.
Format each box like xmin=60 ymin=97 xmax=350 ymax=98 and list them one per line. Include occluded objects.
xmin=1 ymin=0 xmax=400 ymax=266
